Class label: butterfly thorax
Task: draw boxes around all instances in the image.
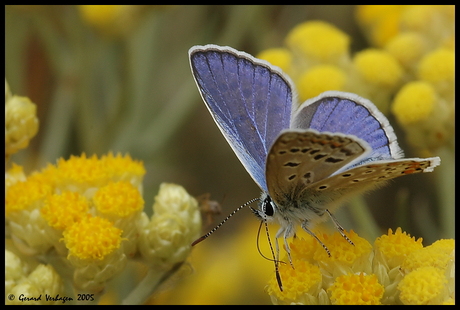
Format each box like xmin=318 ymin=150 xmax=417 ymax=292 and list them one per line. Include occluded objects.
xmin=256 ymin=191 xmax=329 ymax=239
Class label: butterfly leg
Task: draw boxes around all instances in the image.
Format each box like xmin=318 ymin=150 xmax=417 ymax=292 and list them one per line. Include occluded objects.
xmin=275 ymin=226 xmax=294 ymax=268
xmin=325 ymin=209 xmax=354 ymax=246
xmin=283 ymin=230 xmax=295 ymax=269
xmin=273 ymin=227 xmax=283 ymax=264
xmin=300 ymin=220 xmax=331 ymax=257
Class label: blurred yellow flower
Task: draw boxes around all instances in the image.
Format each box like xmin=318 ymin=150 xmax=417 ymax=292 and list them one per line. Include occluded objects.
xmin=355 ymin=5 xmax=406 ymax=47
xmin=385 ymin=32 xmax=428 ymax=73
xmin=257 ymin=47 xmax=292 ymax=74
xmin=77 ymin=5 xmax=172 ymax=37
xmin=149 ymin=216 xmax=276 ymax=305
xmin=352 ymin=48 xmax=403 ymax=89
xmin=79 ymin=5 xmax=123 ymax=26
xmin=286 ymin=20 xmax=350 ymax=67
xmin=349 ymin=48 xmax=403 ymax=112
xmin=5 ymin=163 xmax=27 ymax=188
xmin=391 ymin=81 xmax=452 ymax=150
xmin=355 ymin=5 xmax=454 ymax=149
xmin=417 ymin=48 xmax=454 ymax=98
xmin=392 ymin=81 xmax=436 ymax=125
xmin=400 ymin=5 xmax=454 ymax=46
xmin=296 ymin=65 xmax=347 ymax=101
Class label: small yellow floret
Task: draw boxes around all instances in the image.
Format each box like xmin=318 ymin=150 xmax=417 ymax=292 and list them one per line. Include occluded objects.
xmin=41 ymin=191 xmax=90 ymax=230
xmin=101 ymin=152 xmax=146 ymax=180
xmin=374 ymin=228 xmax=423 ymax=269
xmin=417 ymin=48 xmax=454 ymax=85
xmin=328 ymin=273 xmax=384 ymax=305
xmin=385 ymin=32 xmax=427 ymax=68
xmin=55 ymin=152 xmax=145 ymax=189
xmin=353 ymin=49 xmax=403 ymax=88
xmin=286 ymin=21 xmax=350 ymax=63
xmin=267 ymin=259 xmax=322 ymax=303
xmin=297 ymin=65 xmax=346 ymax=101
xmin=257 ymin=48 xmax=292 ymax=74
xmin=398 ymin=266 xmax=447 ymax=305
xmin=312 ymin=230 xmax=372 ymax=264
xmin=391 ymin=81 xmax=436 ymax=125
xmin=288 ymin=235 xmax=321 ymax=262
xmin=63 ymin=216 xmax=122 ymax=260
xmin=6 ymin=178 xmax=54 ymax=215
xmin=93 ymin=181 xmax=144 ymax=217
xmin=401 ymin=239 xmax=455 ymax=273
xmin=56 ymin=153 xmax=108 ymax=186
xmin=287 ymin=230 xmax=372 ymax=265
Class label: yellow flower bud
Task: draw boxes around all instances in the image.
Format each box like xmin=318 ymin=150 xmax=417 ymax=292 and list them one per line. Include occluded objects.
xmin=5 ymin=95 xmax=39 ymax=156
xmin=139 ymin=183 xmax=201 ymax=270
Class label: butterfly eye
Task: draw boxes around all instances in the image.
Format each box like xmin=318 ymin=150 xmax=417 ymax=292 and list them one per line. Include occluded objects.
xmin=263 ymin=196 xmax=275 ymax=217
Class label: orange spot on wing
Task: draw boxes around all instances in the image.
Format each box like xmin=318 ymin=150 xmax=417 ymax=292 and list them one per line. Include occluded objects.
xmin=403 ymin=162 xmax=422 ymax=174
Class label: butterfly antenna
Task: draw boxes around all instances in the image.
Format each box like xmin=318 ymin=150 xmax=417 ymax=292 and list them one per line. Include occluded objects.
xmin=254 ymin=221 xmax=287 ymax=264
xmin=191 ymin=197 xmax=260 ymax=246
xmin=255 ymin=221 xmax=272 ymax=261
xmin=262 ymin=218 xmax=283 ymax=291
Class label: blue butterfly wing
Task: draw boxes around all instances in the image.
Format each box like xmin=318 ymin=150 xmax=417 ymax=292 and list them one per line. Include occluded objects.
xmin=291 ymin=91 xmax=404 ymax=166
xmin=189 ymin=45 xmax=294 ymax=191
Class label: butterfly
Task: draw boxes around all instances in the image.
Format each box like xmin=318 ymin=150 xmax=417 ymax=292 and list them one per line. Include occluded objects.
xmin=188 ymin=44 xmax=440 ymax=290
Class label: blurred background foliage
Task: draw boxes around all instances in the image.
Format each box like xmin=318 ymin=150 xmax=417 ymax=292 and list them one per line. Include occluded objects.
xmin=5 ymin=5 xmax=453 ymax=305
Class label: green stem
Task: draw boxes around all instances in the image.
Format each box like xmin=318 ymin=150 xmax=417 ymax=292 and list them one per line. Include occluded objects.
xmin=436 ymin=146 xmax=454 ymax=238
xmin=121 ymin=262 xmax=183 ymax=305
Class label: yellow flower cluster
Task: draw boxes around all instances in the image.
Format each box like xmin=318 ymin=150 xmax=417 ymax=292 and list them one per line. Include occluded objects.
xmin=266 ymin=228 xmax=454 ymax=305
xmin=6 ymin=152 xmax=201 ymax=297
xmin=257 ymin=5 xmax=454 ymax=152
xmin=257 ymin=20 xmax=402 ymax=113
xmin=5 ymin=153 xmax=145 ymax=292
xmin=5 ymin=77 xmax=201 ymax=303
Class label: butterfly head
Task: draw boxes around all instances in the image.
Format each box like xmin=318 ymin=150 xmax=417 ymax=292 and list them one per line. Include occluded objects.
xmin=251 ymin=192 xmax=277 ymax=222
